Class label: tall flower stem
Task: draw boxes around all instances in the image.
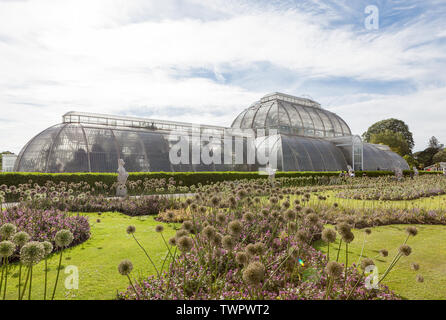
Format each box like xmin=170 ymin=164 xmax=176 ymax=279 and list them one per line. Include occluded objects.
xmin=335 ymin=239 xmax=343 ymax=262
xmin=2 ymin=258 xmax=9 ymax=300
xmin=344 ymin=243 xmax=348 ymax=289
xmin=132 ymin=234 xmax=160 ymax=278
xmin=18 ymin=264 xmax=22 ymax=299
xmin=51 ymin=248 xmax=64 ymax=300
xmin=0 ymin=257 xmax=4 ymax=294
xmin=44 ymin=259 xmax=48 ymax=300
xmin=28 ymin=266 xmax=33 ymax=300
xmin=19 ymin=267 xmax=31 ymax=300
xmin=126 ymin=275 xmax=140 ymax=300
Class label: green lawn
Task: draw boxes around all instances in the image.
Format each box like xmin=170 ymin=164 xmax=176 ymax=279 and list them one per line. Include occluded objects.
xmin=3 ymin=212 xmax=177 ymax=300
xmin=314 ymin=224 xmax=446 ymax=300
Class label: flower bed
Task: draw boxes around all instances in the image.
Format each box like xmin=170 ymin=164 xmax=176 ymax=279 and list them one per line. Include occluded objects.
xmin=0 ymin=207 xmax=90 ymax=258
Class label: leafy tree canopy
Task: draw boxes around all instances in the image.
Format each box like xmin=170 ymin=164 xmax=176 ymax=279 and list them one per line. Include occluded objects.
xmin=369 ymin=129 xmax=411 ymax=157
xmin=433 ymin=149 xmax=446 ymax=164
xmin=363 ymin=118 xmax=414 ymax=153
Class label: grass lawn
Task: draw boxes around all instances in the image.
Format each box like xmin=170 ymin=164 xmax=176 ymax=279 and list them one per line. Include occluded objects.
xmin=3 ymin=212 xmax=177 ymax=300
xmin=313 ymin=224 xmax=446 ymax=300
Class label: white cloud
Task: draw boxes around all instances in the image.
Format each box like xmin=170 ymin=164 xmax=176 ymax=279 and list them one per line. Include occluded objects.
xmin=0 ymin=0 xmax=445 ymax=154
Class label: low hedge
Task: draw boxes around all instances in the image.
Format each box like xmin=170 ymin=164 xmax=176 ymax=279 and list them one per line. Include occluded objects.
xmin=0 ymin=170 xmax=440 ymax=188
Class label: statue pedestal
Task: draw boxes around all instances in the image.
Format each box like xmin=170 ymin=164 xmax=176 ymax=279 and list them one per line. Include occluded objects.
xmin=116 ymin=184 xmax=128 ymax=197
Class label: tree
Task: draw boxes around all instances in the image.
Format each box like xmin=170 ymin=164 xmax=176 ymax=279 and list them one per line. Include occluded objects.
xmin=428 ymin=136 xmax=443 ymax=150
xmin=369 ymin=130 xmax=411 ymax=157
xmin=433 ymin=149 xmax=446 ymax=164
xmin=403 ymin=154 xmax=419 ymax=169
xmin=363 ymin=118 xmax=414 ymax=153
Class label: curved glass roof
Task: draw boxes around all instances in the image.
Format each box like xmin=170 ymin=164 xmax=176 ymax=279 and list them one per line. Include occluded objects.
xmin=231 ymin=93 xmax=351 ymax=137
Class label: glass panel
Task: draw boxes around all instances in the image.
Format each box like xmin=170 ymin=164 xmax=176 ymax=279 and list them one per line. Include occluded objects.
xmin=265 ymin=102 xmax=279 ymax=128
xmin=305 ymin=107 xmax=325 ymax=131
xmin=231 ymin=111 xmax=245 ymax=128
xmin=84 ymin=127 xmax=119 ymax=173
xmin=16 ymin=125 xmax=63 ymax=172
xmin=252 ymin=103 xmax=273 ymax=128
xmin=316 ymin=110 xmax=335 ymax=137
xmin=282 ymin=102 xmax=303 ymax=129
xmin=47 ymin=124 xmax=89 ymax=173
xmin=338 ymin=118 xmax=351 ymax=135
xmin=240 ymin=108 xmax=257 ymax=128
xmin=328 ymin=113 xmax=343 ymax=135
xmin=301 ymin=138 xmax=325 ymax=171
xmin=282 ymin=136 xmax=314 ymax=171
xmin=139 ymin=131 xmax=172 ymax=172
xmin=278 ymin=104 xmax=292 ymax=127
xmin=294 ymin=105 xmax=314 ymax=136
xmin=113 ymin=130 xmax=149 ymax=172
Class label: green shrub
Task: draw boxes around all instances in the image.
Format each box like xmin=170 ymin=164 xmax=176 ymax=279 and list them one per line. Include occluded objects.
xmin=0 ymin=170 xmax=440 ymax=189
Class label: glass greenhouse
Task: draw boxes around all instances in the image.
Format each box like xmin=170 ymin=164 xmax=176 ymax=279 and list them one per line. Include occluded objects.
xmin=14 ymin=92 xmax=409 ymax=173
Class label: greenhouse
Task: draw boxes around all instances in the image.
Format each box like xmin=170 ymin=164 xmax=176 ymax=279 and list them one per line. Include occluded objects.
xmin=14 ymin=92 xmax=409 ymax=173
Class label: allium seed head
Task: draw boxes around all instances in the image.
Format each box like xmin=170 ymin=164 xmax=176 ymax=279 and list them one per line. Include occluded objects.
xmin=0 ymin=223 xmax=17 ymax=240
xmin=379 ymin=249 xmax=389 ymax=257
xmin=0 ymin=241 xmax=16 ymax=258
xmin=322 ymin=228 xmax=337 ymax=243
xmin=177 ymin=236 xmax=193 ymax=252
xmin=416 ymin=274 xmax=424 ymax=283
xmin=406 ymin=226 xmax=418 ymax=237
xmin=118 ymin=259 xmax=133 ymax=276
xmin=155 ymin=225 xmax=164 ymax=233
xmin=222 ymin=235 xmax=235 ymax=251
xmin=54 ymin=229 xmax=74 ymax=248
xmin=182 ymin=221 xmax=193 ymax=231
xmin=411 ymin=263 xmax=420 ymax=271
xmin=20 ymin=241 xmax=45 ymax=266
xmin=242 ymin=262 xmax=265 ymax=286
xmin=228 ymin=220 xmax=242 ymax=236
xmin=360 ymin=258 xmax=375 ymax=271
xmin=12 ymin=231 xmax=30 ymax=247
xmin=235 ymin=252 xmax=248 ymax=265
xmin=126 ymin=225 xmax=136 ymax=234
xmin=399 ymin=244 xmax=412 ymax=256
xmin=42 ymin=241 xmax=53 ymax=257
xmin=325 ymin=261 xmax=343 ymax=278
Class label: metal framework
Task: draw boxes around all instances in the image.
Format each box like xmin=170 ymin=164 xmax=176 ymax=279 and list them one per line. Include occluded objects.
xmin=14 ymin=93 xmax=409 ymax=173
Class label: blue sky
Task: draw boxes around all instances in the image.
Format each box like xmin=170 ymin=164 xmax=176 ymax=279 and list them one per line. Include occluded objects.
xmin=0 ymin=0 xmax=445 ymax=153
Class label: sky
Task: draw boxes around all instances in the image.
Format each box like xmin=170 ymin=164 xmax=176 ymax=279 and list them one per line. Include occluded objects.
xmin=0 ymin=0 xmax=445 ymax=154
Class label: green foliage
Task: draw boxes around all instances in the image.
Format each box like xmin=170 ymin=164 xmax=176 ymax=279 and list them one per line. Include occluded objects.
xmin=363 ymin=118 xmax=414 ymax=152
xmin=403 ymin=154 xmax=419 ymax=169
xmin=369 ymin=130 xmax=411 ymax=156
xmin=414 ymin=148 xmax=439 ymax=168
xmin=0 ymin=170 xmax=439 ymax=188
xmin=433 ymin=149 xmax=446 ymax=164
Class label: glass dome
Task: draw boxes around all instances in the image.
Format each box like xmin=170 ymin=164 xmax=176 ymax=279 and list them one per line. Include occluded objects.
xmin=231 ymin=92 xmax=351 ymax=137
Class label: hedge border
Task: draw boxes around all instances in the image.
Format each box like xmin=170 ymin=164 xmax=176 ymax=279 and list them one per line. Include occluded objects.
xmin=0 ymin=170 xmax=440 ymax=188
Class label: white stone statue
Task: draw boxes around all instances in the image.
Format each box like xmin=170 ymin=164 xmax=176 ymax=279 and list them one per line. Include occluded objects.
xmin=266 ymin=165 xmax=277 ymax=187
xmin=413 ymin=167 xmax=419 ymax=177
xmin=394 ymin=167 xmax=403 ymax=181
xmin=347 ymin=165 xmax=355 ymax=177
xmin=116 ymin=159 xmax=129 ymax=197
